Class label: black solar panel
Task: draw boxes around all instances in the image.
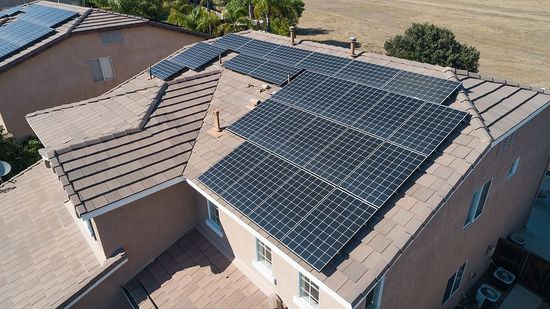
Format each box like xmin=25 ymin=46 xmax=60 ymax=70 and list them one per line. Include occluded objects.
xmin=20 ymin=4 xmax=78 ymax=28
xmin=289 ymin=76 xmax=356 ymax=114
xmin=336 ymin=60 xmax=401 ymax=88
xmin=297 ymin=52 xmax=352 ymax=76
xmin=353 ymin=92 xmax=425 ymax=139
xmin=341 ymin=143 xmax=426 ymax=207
xmin=306 ymin=129 xmax=383 ymax=184
xmin=0 ymin=5 xmax=22 ymax=18
xmin=384 ymin=70 xmax=461 ymax=104
xmin=0 ymin=19 xmax=54 ymax=47
xmin=212 ymin=33 xmax=252 ymax=51
xmin=224 ymin=54 xmax=302 ymax=85
xmin=223 ymin=53 xmax=262 ymax=74
xmin=171 ymin=42 xmax=226 ymax=70
xmin=228 ymin=99 xmax=289 ymax=139
xmin=271 ymin=71 xmax=328 ymax=105
xmin=0 ymin=38 xmax=19 ymax=59
xmin=282 ymin=189 xmax=377 ymax=271
xmin=250 ymin=169 xmax=334 ymax=239
xmin=389 ymin=102 xmax=468 ymax=155
xmin=264 ymin=45 xmax=313 ymax=66
xmin=238 ymin=39 xmax=282 ymax=58
xmin=150 ymin=59 xmax=185 ymax=80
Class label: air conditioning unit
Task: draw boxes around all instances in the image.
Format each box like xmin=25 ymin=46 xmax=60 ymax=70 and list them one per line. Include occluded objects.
xmin=475 ymin=284 xmax=501 ymax=308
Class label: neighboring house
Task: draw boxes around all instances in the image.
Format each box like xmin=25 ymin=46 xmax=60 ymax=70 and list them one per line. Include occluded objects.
xmin=0 ymin=1 xmax=207 ymax=139
xmin=0 ymin=30 xmax=548 ymax=308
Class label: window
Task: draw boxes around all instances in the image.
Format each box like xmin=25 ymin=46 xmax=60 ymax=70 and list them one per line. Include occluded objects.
xmin=89 ymin=57 xmax=115 ymax=81
xmin=100 ymin=30 xmax=123 ymax=45
xmin=365 ymin=276 xmax=385 ymax=309
xmin=442 ymin=262 xmax=466 ymax=304
xmin=256 ymin=239 xmax=272 ymax=269
xmin=508 ymin=158 xmax=520 ymax=179
xmin=206 ymin=200 xmax=223 ymax=237
xmin=464 ymin=180 xmax=492 ymax=227
xmin=299 ymin=273 xmax=319 ymax=307
xmin=85 ymin=219 xmax=96 ymax=240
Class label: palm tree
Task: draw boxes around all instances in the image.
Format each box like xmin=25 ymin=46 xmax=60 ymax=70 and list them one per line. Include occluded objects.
xmin=252 ymin=0 xmax=282 ymax=33
xmin=217 ymin=1 xmax=251 ymax=35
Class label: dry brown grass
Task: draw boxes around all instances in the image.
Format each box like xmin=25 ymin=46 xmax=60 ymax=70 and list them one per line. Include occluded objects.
xmin=298 ymin=0 xmax=550 ymax=88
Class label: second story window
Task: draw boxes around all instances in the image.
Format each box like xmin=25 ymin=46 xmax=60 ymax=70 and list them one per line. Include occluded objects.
xmin=508 ymin=157 xmax=520 ymax=179
xmin=206 ymin=200 xmax=223 ymax=237
xmin=299 ymin=273 xmax=319 ymax=307
xmin=442 ymin=262 xmax=466 ymax=304
xmin=256 ymin=239 xmax=272 ymax=270
xmin=464 ymin=179 xmax=492 ymax=228
xmin=89 ymin=56 xmax=115 ymax=82
xmin=85 ymin=219 xmax=96 ymax=240
xmin=100 ymin=30 xmax=123 ymax=45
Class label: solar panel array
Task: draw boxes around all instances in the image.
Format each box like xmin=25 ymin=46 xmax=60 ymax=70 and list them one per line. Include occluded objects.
xmin=199 ymin=33 xmax=468 ymax=271
xmin=223 ymin=54 xmax=302 ymax=85
xmin=151 ymin=43 xmax=228 ymax=80
xmin=0 ymin=4 xmax=78 ymax=60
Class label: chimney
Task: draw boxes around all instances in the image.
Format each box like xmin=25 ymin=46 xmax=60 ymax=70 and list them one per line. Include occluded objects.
xmin=212 ymin=110 xmax=221 ymax=132
xmin=289 ymin=26 xmax=296 ymax=45
xmin=349 ymin=36 xmax=357 ymax=58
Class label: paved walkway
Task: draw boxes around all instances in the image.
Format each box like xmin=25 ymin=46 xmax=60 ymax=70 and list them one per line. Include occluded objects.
xmin=124 ymin=229 xmax=269 ymax=308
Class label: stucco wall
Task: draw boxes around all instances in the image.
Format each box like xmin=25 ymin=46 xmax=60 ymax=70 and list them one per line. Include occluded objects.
xmin=194 ymin=191 xmax=346 ymax=309
xmin=1 ymin=25 xmax=202 ymax=138
xmin=380 ymin=108 xmax=550 ymax=309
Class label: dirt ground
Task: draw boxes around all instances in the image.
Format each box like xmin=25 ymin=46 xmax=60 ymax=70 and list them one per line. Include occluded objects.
xmin=297 ymin=0 xmax=550 ymax=88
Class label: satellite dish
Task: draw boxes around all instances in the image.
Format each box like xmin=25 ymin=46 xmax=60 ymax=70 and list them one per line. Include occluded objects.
xmin=0 ymin=160 xmax=11 ymax=183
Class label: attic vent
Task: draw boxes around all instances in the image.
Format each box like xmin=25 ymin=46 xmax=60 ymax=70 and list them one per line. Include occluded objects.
xmin=101 ymin=30 xmax=123 ymax=45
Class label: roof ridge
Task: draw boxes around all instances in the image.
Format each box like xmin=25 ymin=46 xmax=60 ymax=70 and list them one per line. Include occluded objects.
xmin=89 ymin=7 xmax=148 ymax=22
xmin=455 ymin=68 xmax=547 ymax=94
xmin=443 ymin=67 xmax=493 ymax=142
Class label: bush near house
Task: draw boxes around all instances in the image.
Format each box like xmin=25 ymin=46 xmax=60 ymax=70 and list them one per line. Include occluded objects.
xmin=384 ymin=23 xmax=480 ymax=72
xmin=0 ymin=126 xmax=43 ymax=180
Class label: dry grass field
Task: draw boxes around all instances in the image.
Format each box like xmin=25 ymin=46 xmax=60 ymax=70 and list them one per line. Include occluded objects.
xmin=298 ymin=0 xmax=550 ymax=88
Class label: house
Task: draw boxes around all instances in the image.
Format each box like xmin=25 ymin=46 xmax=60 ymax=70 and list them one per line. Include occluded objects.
xmin=1 ymin=30 xmax=549 ymax=308
xmin=0 ymin=1 xmax=207 ymax=139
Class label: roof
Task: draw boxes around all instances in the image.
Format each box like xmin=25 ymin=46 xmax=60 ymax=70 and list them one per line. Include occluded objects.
xmin=124 ymin=228 xmax=269 ymax=308
xmin=456 ymin=69 xmax=550 ymax=141
xmin=23 ymin=30 xmax=548 ymax=305
xmin=0 ymin=1 xmax=208 ymax=74
xmin=28 ymin=71 xmax=220 ymax=217
xmin=0 ymin=161 xmax=101 ymax=308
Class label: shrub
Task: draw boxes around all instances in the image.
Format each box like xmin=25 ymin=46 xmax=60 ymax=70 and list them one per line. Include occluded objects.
xmin=0 ymin=126 xmax=43 ymax=180
xmin=384 ymin=23 xmax=480 ymax=72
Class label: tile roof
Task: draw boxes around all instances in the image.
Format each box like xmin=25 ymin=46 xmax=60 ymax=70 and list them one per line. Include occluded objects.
xmin=455 ymin=69 xmax=550 ymax=140
xmin=29 ymin=71 xmax=220 ymax=217
xmin=0 ymin=161 xmax=100 ymax=308
xmin=124 ymin=228 xmax=269 ymax=308
xmin=72 ymin=9 xmax=147 ymax=33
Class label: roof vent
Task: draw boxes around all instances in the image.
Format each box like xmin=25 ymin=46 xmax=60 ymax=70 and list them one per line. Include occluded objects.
xmin=349 ymin=36 xmax=358 ymax=58
xmin=289 ymin=26 xmax=296 ymax=46
xmin=207 ymin=109 xmax=225 ymax=138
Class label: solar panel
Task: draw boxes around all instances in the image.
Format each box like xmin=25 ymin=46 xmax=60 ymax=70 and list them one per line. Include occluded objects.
xmin=306 ymin=129 xmax=383 ymax=184
xmin=250 ymin=169 xmax=334 ymax=239
xmin=341 ymin=143 xmax=426 ymax=207
xmin=0 ymin=38 xmax=19 ymax=59
xmin=336 ymin=60 xmax=401 ymax=88
xmin=297 ymin=52 xmax=352 ymax=76
xmin=286 ymin=76 xmax=356 ymax=114
xmin=223 ymin=53 xmax=263 ymax=74
xmin=384 ymin=70 xmax=462 ymax=104
xmin=229 ymin=99 xmax=288 ymax=138
xmin=264 ymin=45 xmax=313 ymax=67
xmin=320 ymin=84 xmax=387 ymax=126
xmin=20 ymin=4 xmax=78 ymax=28
xmin=238 ymin=39 xmax=282 ymax=58
xmin=150 ymin=59 xmax=185 ymax=80
xmin=353 ymin=92 xmax=425 ymax=139
xmin=271 ymin=71 xmax=328 ymax=105
xmin=0 ymin=5 xmax=22 ymax=18
xmin=0 ymin=19 xmax=54 ymax=47
xmin=224 ymin=54 xmax=302 ymax=85
xmin=388 ymin=102 xmax=468 ymax=155
xmin=171 ymin=42 xmax=226 ymax=70
xmin=282 ymin=189 xmax=377 ymax=271
xmin=212 ymin=33 xmax=252 ymax=51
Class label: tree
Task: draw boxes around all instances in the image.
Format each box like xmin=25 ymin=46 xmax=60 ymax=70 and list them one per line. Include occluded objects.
xmin=384 ymin=23 xmax=480 ymax=72
xmin=217 ymin=1 xmax=251 ymax=35
xmin=82 ymin=0 xmax=165 ymax=20
xmin=167 ymin=2 xmax=220 ymax=35
xmin=252 ymin=0 xmax=303 ymax=34
xmin=0 ymin=126 xmax=42 ymax=180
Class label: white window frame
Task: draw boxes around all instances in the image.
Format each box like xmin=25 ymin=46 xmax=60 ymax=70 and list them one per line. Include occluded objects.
xmin=508 ymin=157 xmax=520 ymax=179
xmin=294 ymin=273 xmax=320 ymax=309
xmin=441 ymin=262 xmax=467 ymax=305
xmin=253 ymin=238 xmax=275 ymax=283
xmin=464 ymin=179 xmax=492 ymax=228
xmin=89 ymin=56 xmax=115 ymax=82
xmin=206 ymin=200 xmax=223 ymax=237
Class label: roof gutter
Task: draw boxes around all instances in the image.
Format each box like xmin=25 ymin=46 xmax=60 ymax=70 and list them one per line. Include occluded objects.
xmin=79 ymin=176 xmax=184 ymax=220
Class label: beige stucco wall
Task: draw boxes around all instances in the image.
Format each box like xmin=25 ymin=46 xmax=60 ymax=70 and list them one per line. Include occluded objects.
xmin=194 ymin=191 xmax=346 ymax=309
xmin=0 ymin=25 xmax=202 ymax=138
xmin=380 ymin=108 xmax=550 ymax=309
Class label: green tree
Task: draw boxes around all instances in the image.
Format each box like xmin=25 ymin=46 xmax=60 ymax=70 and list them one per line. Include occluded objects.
xmin=252 ymin=0 xmax=303 ymax=34
xmin=82 ymin=0 xmax=165 ymax=20
xmin=167 ymin=1 xmax=220 ymax=35
xmin=0 ymin=126 xmax=43 ymax=180
xmin=384 ymin=23 xmax=480 ymax=72
xmin=216 ymin=0 xmax=251 ymax=35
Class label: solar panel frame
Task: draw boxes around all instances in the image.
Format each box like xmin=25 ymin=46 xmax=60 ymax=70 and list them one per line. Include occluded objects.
xmin=282 ymin=189 xmax=378 ymax=271
xmin=383 ymin=70 xmax=462 ymax=104
xmin=212 ymin=33 xmax=252 ymax=51
xmin=171 ymin=42 xmax=226 ymax=70
xmin=150 ymin=59 xmax=185 ymax=80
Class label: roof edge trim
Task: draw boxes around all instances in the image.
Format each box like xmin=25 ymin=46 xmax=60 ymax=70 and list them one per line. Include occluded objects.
xmin=79 ymin=177 xmax=184 ymax=220
xmin=456 ymin=69 xmax=547 ymax=94
xmin=187 ymin=179 xmax=353 ymax=309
